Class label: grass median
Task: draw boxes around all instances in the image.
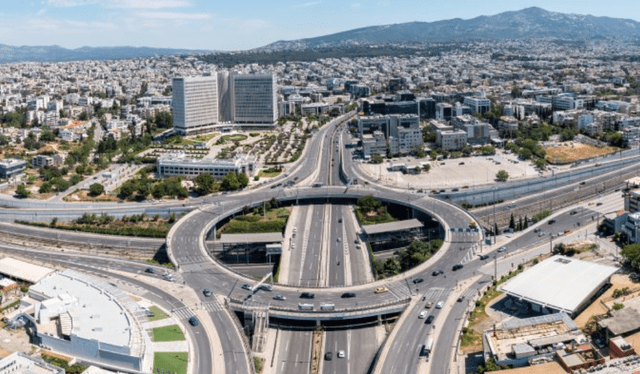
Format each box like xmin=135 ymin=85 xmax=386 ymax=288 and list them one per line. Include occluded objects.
xmin=152 ymin=324 xmax=186 ymax=342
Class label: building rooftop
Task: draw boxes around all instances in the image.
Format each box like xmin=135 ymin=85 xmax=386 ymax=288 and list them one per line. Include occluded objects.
xmin=30 ymin=270 xmax=142 ymax=356
xmin=501 ymin=255 xmax=618 ymax=314
xmin=362 ymin=219 xmax=423 ymax=235
xmin=0 ymin=257 xmax=55 ymax=283
xmin=219 ymin=233 xmax=283 ymax=244
xmin=0 ymin=352 xmax=64 ymax=374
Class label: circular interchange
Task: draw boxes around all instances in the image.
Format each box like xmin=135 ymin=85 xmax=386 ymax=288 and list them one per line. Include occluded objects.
xmin=167 ymin=185 xmax=482 ymax=319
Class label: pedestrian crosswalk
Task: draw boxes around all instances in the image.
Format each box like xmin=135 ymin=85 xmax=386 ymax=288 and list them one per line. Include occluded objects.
xmin=387 ymin=282 xmax=412 ymax=300
xmin=172 ymin=306 xmax=195 ymax=320
xmin=422 ymin=287 xmax=450 ymax=302
xmin=179 ymin=262 xmax=218 ymax=273
xmin=460 ymin=287 xmax=479 ymax=299
xmin=460 ymin=247 xmax=477 ymax=265
xmin=202 ymin=300 xmax=224 ymax=313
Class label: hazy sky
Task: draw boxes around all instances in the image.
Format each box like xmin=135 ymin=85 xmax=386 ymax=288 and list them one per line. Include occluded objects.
xmin=1 ymin=0 xmax=637 ymax=50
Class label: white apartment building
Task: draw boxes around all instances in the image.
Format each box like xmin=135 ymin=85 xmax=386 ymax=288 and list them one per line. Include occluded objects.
xmin=463 ymin=97 xmax=491 ymax=114
xmin=436 ymin=129 xmax=468 ymax=151
xmin=358 ymin=114 xmax=422 ymax=156
xmin=157 ymin=152 xmax=256 ymax=178
xmin=230 ymin=72 xmax=278 ymax=124
xmin=172 ymin=76 xmax=219 ymax=135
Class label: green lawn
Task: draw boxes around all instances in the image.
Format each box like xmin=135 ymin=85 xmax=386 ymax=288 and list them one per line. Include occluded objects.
xmin=154 ymin=352 xmax=188 ymax=374
xmin=147 ymin=306 xmax=170 ymax=322
xmin=259 ymin=169 xmax=282 ymax=178
xmin=222 ymin=134 xmax=248 ymax=142
xmin=152 ymin=325 xmax=186 ymax=342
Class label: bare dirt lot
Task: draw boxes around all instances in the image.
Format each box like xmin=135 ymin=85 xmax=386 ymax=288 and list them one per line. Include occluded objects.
xmin=545 ymin=142 xmax=617 ymax=164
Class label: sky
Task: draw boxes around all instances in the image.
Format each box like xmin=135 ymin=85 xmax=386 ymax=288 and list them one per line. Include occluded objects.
xmin=1 ymin=0 xmax=638 ymax=51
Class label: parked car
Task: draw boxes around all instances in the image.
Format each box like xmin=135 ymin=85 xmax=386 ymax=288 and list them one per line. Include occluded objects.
xmin=300 ymin=292 xmax=315 ymax=299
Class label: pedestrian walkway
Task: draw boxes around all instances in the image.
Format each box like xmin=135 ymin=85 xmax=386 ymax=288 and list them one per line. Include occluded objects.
xmin=202 ymin=299 xmax=224 ymax=313
xmin=422 ymin=287 xmax=450 ymax=302
xmin=387 ymin=281 xmax=412 ymax=300
xmin=172 ymin=306 xmax=196 ymax=320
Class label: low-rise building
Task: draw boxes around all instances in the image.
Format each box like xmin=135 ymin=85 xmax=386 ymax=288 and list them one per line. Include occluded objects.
xmin=0 ymin=352 xmax=65 ymax=374
xmin=436 ymin=129 xmax=467 ymax=151
xmin=0 ymin=158 xmax=26 ymax=179
xmin=32 ymin=154 xmax=64 ymax=169
xmin=157 ymin=152 xmax=257 ymax=178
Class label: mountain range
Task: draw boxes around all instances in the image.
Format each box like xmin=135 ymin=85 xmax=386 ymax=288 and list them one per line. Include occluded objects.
xmin=0 ymin=45 xmax=210 ymax=64
xmin=2 ymin=7 xmax=640 ymax=63
xmin=259 ymin=7 xmax=640 ymax=51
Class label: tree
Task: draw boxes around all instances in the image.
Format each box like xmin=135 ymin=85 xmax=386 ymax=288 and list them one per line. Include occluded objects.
xmin=119 ymin=181 xmax=136 ymax=199
xmin=39 ymin=182 xmax=52 ymax=194
xmin=383 ymin=258 xmax=401 ymax=276
xmin=79 ymin=111 xmax=89 ymax=121
xmin=155 ymin=111 xmax=173 ymax=128
xmin=194 ymin=173 xmax=216 ymax=195
xmin=496 ymin=170 xmax=509 ymax=182
xmin=50 ymin=217 xmax=58 ymax=227
xmin=15 ymin=184 xmax=30 ymax=198
xmin=494 ymin=222 xmax=499 ymax=236
xmin=89 ymin=183 xmax=104 ymax=196
xmin=40 ymin=131 xmax=56 ymax=142
xmin=371 ymin=154 xmax=384 ymax=164
xmin=423 ymin=164 xmax=431 ymax=173
xmin=621 ymin=243 xmax=640 ymax=269
xmin=237 ymin=173 xmax=249 ymax=189
xmin=221 ymin=172 xmax=240 ymax=191
xmin=357 ymin=195 xmax=382 ymax=213
xmin=509 ymin=213 xmax=515 ymax=230
xmin=54 ymin=178 xmax=71 ymax=192
xmin=523 ymin=215 xmax=529 ymax=229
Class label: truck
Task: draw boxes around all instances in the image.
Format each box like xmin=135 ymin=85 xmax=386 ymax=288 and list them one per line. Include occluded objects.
xmin=420 ymin=337 xmax=434 ymax=359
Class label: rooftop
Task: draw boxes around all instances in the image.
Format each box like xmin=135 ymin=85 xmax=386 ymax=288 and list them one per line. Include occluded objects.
xmin=0 ymin=352 xmax=64 ymax=374
xmin=362 ymin=218 xmax=423 ymax=235
xmin=0 ymin=257 xmax=55 ymax=283
xmin=219 ymin=232 xmax=283 ymax=244
xmin=30 ymin=270 xmax=143 ymax=356
xmin=501 ymin=255 xmax=618 ymax=314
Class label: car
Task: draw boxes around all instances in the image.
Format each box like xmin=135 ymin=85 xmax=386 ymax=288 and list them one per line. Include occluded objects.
xmin=425 ymin=301 xmax=434 ymax=309
xmin=203 ymin=288 xmax=212 ymax=297
xmin=374 ymin=287 xmax=388 ymax=294
xmin=459 ymin=162 xmax=465 ymax=165
xmin=259 ymin=284 xmax=273 ymax=291
xmin=337 ymin=237 xmax=341 ymax=243
xmin=337 ymin=350 xmax=345 ymax=358
xmin=162 ymin=273 xmax=173 ymax=281
xmin=457 ymin=296 xmax=465 ymax=302
xmin=419 ymin=311 xmax=428 ymax=319
xmin=432 ymin=269 xmax=444 ymax=276
xmin=580 ymin=181 xmax=586 ymax=185
xmin=188 ymin=316 xmax=200 ymax=327
xmin=300 ymin=292 xmax=315 ymax=299
xmin=145 ymin=267 xmax=155 ymax=274
xmin=538 ymin=232 xmax=545 ymax=237
xmin=596 ymin=202 xmax=603 ymax=206
xmin=325 ymin=352 xmax=333 ymax=361
xmin=452 ymin=264 xmax=464 ymax=271
xmin=412 ymin=278 xmax=424 ymax=284
xmin=548 ymin=219 xmax=556 ymax=225
xmin=452 ymin=188 xmax=459 ymax=192
xmin=534 ymin=228 xmax=541 ymax=233
xmin=341 ymin=292 xmax=356 ymax=298
xmin=425 ymin=315 xmax=435 ymax=324
xmin=241 ymin=284 xmax=252 ymax=290
xmin=479 ymin=254 xmax=489 ymax=260
xmin=570 ymin=211 xmax=577 ymax=215
xmin=435 ymin=301 xmax=444 ymax=309
xmin=273 ymin=294 xmax=286 ymax=301
xmin=497 ymin=246 xmax=506 ymax=253
xmin=338 ymin=218 xmax=343 ymax=223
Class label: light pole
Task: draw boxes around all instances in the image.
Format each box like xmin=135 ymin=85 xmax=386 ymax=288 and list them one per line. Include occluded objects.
xmin=493 ymin=187 xmax=497 ymax=244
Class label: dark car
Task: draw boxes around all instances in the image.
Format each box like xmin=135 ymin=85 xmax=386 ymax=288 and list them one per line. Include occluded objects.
xmin=479 ymin=254 xmax=490 ymax=260
xmin=570 ymin=211 xmax=577 ymax=215
xmin=145 ymin=267 xmax=155 ymax=274
xmin=300 ymin=292 xmax=315 ymax=299
xmin=412 ymin=278 xmax=424 ymax=284
xmin=241 ymin=284 xmax=252 ymax=290
xmin=188 ymin=316 xmax=200 ymax=327
xmin=432 ymin=269 xmax=444 ymax=276
xmin=341 ymin=292 xmax=356 ymax=298
xmin=457 ymin=295 xmax=465 ymax=302
xmin=425 ymin=315 xmax=435 ymax=324
xmin=325 ymin=352 xmax=333 ymax=361
xmin=452 ymin=264 xmax=464 ymax=271
xmin=548 ymin=219 xmax=556 ymax=225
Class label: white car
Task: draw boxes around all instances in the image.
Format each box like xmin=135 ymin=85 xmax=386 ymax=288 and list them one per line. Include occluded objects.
xmin=337 ymin=350 xmax=345 ymax=358
xmin=419 ymin=311 xmax=428 ymax=319
xmin=435 ymin=301 xmax=444 ymax=309
xmin=497 ymin=246 xmax=506 ymax=253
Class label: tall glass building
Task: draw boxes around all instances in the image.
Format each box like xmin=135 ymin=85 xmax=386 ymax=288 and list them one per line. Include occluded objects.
xmin=172 ymin=76 xmax=218 ymax=135
xmin=230 ymin=72 xmax=278 ymax=124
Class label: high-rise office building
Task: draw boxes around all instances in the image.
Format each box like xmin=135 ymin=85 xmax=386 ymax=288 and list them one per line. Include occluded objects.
xmin=172 ymin=76 xmax=218 ymax=135
xmin=230 ymin=72 xmax=278 ymax=124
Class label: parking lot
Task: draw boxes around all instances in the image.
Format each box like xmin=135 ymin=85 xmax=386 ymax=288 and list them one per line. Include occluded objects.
xmin=358 ymin=150 xmax=540 ymax=191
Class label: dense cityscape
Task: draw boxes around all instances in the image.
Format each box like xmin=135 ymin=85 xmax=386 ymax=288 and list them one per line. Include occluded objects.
xmin=2 ymin=4 xmax=640 ymax=374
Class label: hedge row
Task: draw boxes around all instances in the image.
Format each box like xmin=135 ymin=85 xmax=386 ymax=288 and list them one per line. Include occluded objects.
xmin=15 ymin=220 xmax=168 ymax=238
